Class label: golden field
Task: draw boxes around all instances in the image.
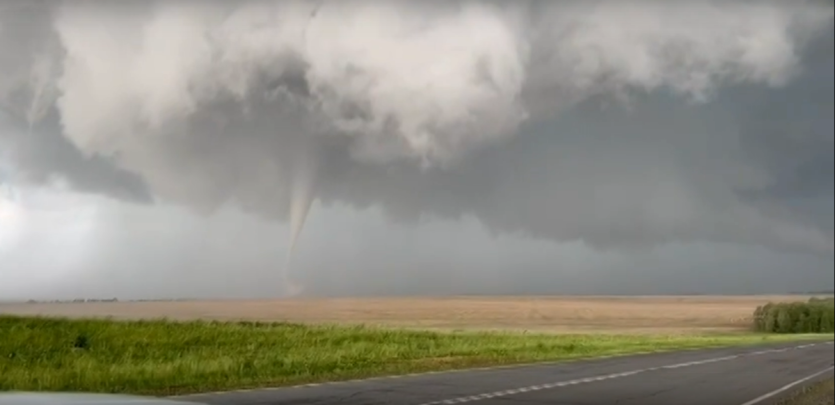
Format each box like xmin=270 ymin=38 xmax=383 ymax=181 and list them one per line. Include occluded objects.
xmin=0 ymin=295 xmax=814 ymax=334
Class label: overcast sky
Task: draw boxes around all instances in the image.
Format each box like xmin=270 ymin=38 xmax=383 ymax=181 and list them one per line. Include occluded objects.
xmin=1 ymin=0 xmax=833 ymax=301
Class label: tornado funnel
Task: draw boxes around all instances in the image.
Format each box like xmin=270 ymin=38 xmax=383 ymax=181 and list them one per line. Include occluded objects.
xmin=282 ymin=148 xmax=319 ymax=297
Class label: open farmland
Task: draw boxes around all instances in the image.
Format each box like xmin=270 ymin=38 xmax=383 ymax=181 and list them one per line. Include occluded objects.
xmin=0 ymin=295 xmax=815 ymax=334
xmin=0 ymin=314 xmax=824 ymax=396
xmin=2 ymin=295 xmax=830 ymax=395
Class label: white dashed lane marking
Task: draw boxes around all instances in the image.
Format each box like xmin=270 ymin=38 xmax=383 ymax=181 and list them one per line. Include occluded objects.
xmin=416 ymin=343 xmax=829 ymax=405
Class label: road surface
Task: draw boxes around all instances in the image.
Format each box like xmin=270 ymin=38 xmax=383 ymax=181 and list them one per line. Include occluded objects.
xmin=175 ymin=340 xmax=834 ymax=405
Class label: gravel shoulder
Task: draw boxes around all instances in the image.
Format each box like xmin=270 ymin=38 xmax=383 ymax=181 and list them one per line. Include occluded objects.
xmin=778 ymin=379 xmax=834 ymax=405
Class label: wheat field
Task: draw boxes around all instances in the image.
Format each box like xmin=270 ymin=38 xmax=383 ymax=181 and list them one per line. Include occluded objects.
xmin=0 ymin=295 xmax=813 ymax=334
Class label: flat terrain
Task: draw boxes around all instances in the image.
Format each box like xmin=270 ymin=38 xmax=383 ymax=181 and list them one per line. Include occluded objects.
xmin=0 ymin=295 xmax=813 ymax=333
xmin=0 ymin=315 xmax=825 ymax=396
xmin=2 ymin=296 xmax=831 ymax=399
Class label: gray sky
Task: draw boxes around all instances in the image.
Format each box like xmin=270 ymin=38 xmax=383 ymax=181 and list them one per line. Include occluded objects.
xmin=1 ymin=0 xmax=833 ymax=300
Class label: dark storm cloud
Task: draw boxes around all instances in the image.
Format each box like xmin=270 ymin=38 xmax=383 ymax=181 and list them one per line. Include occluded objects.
xmin=1 ymin=110 xmax=152 ymax=203
xmin=730 ymin=22 xmax=834 ymax=235
xmin=0 ymin=0 xmax=832 ymax=266
xmin=0 ymin=1 xmax=151 ymax=202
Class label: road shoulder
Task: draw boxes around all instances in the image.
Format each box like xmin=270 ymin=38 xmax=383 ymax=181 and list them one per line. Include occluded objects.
xmin=778 ymin=379 xmax=834 ymax=405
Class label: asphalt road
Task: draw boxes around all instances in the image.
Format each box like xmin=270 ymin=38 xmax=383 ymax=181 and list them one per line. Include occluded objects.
xmin=174 ymin=340 xmax=834 ymax=405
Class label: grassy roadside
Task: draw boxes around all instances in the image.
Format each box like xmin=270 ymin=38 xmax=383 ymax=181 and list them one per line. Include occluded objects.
xmin=777 ymin=379 xmax=834 ymax=405
xmin=1 ymin=315 xmax=830 ymax=396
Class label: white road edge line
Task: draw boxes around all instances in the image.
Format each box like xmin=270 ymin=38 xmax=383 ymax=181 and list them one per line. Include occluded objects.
xmin=738 ymin=365 xmax=835 ymax=405
xmin=415 ymin=343 xmax=823 ymax=405
xmin=171 ymin=346 xmax=704 ymax=398
xmin=171 ymin=340 xmax=833 ymax=398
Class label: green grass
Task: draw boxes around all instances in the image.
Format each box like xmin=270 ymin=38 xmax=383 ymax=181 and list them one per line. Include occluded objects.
xmin=0 ymin=315 xmax=830 ymax=396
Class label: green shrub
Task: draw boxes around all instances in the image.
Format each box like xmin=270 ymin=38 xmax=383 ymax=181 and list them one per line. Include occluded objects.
xmin=820 ymin=306 xmax=834 ymax=332
xmin=752 ymin=299 xmax=835 ymax=334
xmin=808 ymin=297 xmax=835 ymax=305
